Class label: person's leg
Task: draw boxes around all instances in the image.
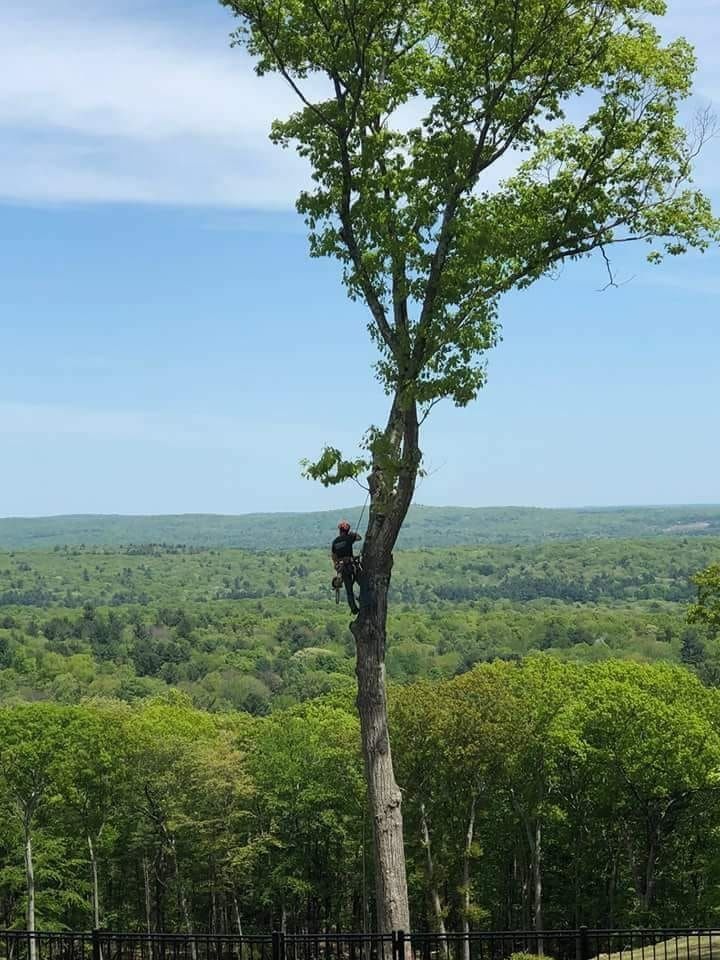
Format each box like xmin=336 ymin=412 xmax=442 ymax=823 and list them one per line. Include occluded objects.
xmin=342 ymin=566 xmax=359 ymax=614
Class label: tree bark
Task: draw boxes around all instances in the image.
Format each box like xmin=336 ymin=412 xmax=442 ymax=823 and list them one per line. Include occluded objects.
xmin=143 ymin=857 xmax=153 ymax=934
xmin=626 ymin=828 xmax=659 ymax=916
xmin=349 ymin=393 xmax=419 ymax=935
xmin=462 ymin=796 xmax=477 ymax=960
xmin=351 ymin=568 xmax=410 ymax=934
xmin=171 ymin=848 xmax=196 ymax=959
xmin=88 ymin=834 xmax=101 ymax=930
xmin=420 ymin=802 xmax=446 ymax=939
xmin=532 ymin=819 xmax=543 ymax=952
xmin=24 ymin=826 xmax=36 ymax=960
xmin=233 ymin=894 xmax=244 ymax=937
xmin=519 ymin=815 xmax=543 ymax=954
xmin=643 ymin=836 xmax=658 ymax=913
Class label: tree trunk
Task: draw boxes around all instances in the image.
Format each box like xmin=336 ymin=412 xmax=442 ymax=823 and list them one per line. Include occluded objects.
xmin=420 ymin=802 xmax=446 ymax=939
xmin=608 ymin=853 xmax=618 ymax=929
xmin=351 ymin=567 xmax=410 ymax=935
xmin=642 ymin=836 xmax=658 ymax=913
xmin=462 ymin=796 xmax=477 ymax=960
xmin=532 ymin=819 xmax=543 ymax=952
xmin=143 ymin=857 xmax=153 ymax=934
xmin=24 ymin=826 xmax=36 ymax=960
xmin=513 ymin=792 xmax=543 ymax=952
xmin=520 ymin=816 xmax=543 ymax=944
xmin=179 ymin=884 xmax=195 ymax=955
xmin=233 ymin=894 xmax=244 ymax=937
xmin=174 ymin=860 xmax=195 ymax=957
xmin=349 ymin=393 xmax=419 ymax=936
xmin=626 ymin=829 xmax=659 ymax=916
xmin=88 ymin=834 xmax=101 ymax=930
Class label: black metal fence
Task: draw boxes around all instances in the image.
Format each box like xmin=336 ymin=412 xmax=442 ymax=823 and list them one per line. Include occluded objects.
xmin=1 ymin=929 xmax=719 ymax=960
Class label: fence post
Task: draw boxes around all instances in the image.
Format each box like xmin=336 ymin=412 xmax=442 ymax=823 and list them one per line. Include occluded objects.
xmin=272 ymin=931 xmax=284 ymax=960
xmin=397 ymin=931 xmax=406 ymax=960
xmin=578 ymin=927 xmax=589 ymax=960
xmin=92 ymin=929 xmax=101 ymax=960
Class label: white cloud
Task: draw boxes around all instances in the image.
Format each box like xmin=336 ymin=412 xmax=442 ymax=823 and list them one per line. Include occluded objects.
xmin=0 ymin=401 xmax=336 ymax=453
xmin=0 ymin=134 xmax=305 ymax=207
xmin=0 ymin=0 xmax=310 ymax=206
xmin=0 ymin=0 xmax=718 ymax=207
xmin=0 ymin=401 xmax=252 ymax=447
xmin=0 ymin=7 xmax=290 ymax=143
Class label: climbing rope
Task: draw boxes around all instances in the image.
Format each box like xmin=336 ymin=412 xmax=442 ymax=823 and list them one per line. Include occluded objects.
xmin=356 ymin=489 xmax=370 ymax=533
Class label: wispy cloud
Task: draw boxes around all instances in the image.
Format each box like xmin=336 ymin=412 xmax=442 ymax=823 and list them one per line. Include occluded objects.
xmin=0 ymin=401 xmax=254 ymax=449
xmin=0 ymin=4 xmax=316 ymax=144
xmin=636 ymin=264 xmax=720 ymax=296
xmin=1 ymin=0 xmax=718 ymax=207
xmin=0 ymin=401 xmax=339 ymax=454
xmin=0 ymin=0 xmax=309 ymax=206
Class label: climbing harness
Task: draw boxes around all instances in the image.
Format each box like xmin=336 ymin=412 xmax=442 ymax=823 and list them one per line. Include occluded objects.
xmin=333 ymin=556 xmax=362 ymax=605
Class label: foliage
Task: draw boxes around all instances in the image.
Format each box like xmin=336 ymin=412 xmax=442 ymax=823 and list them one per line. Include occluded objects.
xmin=689 ymin=564 xmax=720 ymax=636
xmin=0 ymin=536 xmax=717 ymax=608
xmin=2 ymin=506 xmax=719 ymax=552
xmin=1 ymin=661 xmax=720 ymax=930
xmin=221 ymin=0 xmax=718 ymax=492
xmin=0 ymin=537 xmax=717 ymax=708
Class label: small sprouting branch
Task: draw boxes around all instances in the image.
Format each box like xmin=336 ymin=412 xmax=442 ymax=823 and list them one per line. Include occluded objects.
xmin=300 ymin=446 xmax=369 ymax=487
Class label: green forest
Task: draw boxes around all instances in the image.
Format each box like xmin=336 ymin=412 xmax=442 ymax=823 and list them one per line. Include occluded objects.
xmin=3 ymin=662 xmax=720 ymax=935
xmin=2 ymin=505 xmax=719 ymax=550
xmin=0 ymin=530 xmax=719 ymax=934
xmin=1 ymin=537 xmax=719 ymax=707
xmin=4 ymin=0 xmax=719 ymax=934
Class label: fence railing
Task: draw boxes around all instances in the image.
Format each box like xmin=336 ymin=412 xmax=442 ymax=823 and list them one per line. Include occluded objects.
xmin=1 ymin=929 xmax=719 ymax=960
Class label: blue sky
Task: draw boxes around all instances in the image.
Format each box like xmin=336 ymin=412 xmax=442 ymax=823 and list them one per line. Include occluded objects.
xmin=0 ymin=0 xmax=718 ymax=517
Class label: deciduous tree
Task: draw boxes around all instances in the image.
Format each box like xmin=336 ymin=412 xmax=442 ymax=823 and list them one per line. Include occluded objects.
xmin=228 ymin=0 xmax=718 ymax=925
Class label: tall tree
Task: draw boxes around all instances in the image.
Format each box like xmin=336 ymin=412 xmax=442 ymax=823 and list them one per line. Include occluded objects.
xmin=689 ymin=564 xmax=720 ymax=636
xmin=220 ymin=0 xmax=717 ymax=929
xmin=59 ymin=704 xmax=130 ymax=930
xmin=0 ymin=705 xmax=74 ymax=955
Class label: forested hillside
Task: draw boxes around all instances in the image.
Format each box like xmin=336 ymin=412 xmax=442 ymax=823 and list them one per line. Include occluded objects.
xmin=2 ymin=662 xmax=720 ymax=934
xmin=1 ymin=535 xmax=719 ymax=933
xmin=1 ymin=537 xmax=718 ymax=607
xmin=2 ymin=504 xmax=720 ymax=549
xmin=0 ymin=538 xmax=718 ymax=708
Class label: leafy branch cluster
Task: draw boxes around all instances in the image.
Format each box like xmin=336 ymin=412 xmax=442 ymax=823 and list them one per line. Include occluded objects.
xmin=224 ymin=0 xmax=717 ymax=444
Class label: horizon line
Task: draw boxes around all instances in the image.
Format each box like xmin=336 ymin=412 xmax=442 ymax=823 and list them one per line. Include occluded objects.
xmin=2 ymin=502 xmax=720 ymax=522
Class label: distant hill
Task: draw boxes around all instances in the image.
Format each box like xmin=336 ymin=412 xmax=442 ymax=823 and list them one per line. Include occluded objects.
xmin=1 ymin=504 xmax=720 ymax=550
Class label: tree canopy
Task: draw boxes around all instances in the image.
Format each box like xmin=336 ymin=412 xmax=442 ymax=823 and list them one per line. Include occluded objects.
xmin=224 ymin=0 xmax=718 ymax=463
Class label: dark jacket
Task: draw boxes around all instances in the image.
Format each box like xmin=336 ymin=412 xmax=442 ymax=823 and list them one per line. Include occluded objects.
xmin=331 ymin=531 xmax=361 ymax=560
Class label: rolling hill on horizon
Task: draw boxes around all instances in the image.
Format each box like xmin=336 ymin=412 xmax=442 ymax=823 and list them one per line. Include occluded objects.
xmin=1 ymin=503 xmax=720 ymax=550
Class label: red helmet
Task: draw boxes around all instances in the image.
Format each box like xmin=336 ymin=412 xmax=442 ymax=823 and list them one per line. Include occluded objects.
xmin=338 ymin=519 xmax=351 ymax=533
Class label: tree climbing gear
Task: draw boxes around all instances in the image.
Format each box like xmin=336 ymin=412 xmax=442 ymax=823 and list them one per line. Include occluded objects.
xmin=333 ymin=556 xmax=362 ymax=612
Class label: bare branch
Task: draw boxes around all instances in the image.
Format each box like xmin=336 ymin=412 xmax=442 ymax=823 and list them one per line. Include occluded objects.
xmin=418 ymin=398 xmax=442 ymax=426
xmin=596 ymin=244 xmax=635 ymax=292
xmin=598 ymin=244 xmax=619 ymax=290
xmin=687 ymin=105 xmax=719 ymax=162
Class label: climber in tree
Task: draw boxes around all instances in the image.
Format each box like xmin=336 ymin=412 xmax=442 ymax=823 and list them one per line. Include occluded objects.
xmin=331 ymin=520 xmax=362 ymax=615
